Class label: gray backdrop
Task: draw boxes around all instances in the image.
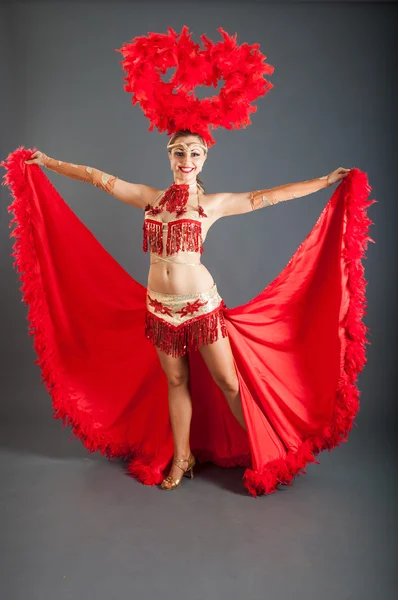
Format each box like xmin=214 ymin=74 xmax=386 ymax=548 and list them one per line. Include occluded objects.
xmin=1 ymin=3 xmax=397 ymax=600
xmin=1 ymin=1 xmax=394 ymax=426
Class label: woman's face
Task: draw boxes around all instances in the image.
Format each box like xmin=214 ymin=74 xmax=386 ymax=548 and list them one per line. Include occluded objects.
xmin=168 ymin=135 xmax=207 ymax=185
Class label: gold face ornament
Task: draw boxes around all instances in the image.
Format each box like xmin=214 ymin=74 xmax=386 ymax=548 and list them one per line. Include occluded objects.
xmin=166 ymin=140 xmax=208 ymax=155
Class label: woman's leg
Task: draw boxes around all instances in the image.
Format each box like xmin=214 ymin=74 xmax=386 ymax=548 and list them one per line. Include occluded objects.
xmin=198 ymin=322 xmax=247 ymax=431
xmin=155 ymin=348 xmax=193 ymax=484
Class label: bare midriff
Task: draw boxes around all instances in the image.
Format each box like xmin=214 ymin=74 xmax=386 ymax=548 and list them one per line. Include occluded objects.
xmin=147 ymin=260 xmax=215 ymax=295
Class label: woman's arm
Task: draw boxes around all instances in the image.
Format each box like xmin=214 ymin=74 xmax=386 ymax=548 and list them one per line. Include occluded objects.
xmin=24 ymin=151 xmax=156 ymax=210
xmin=211 ymin=168 xmax=351 ymax=218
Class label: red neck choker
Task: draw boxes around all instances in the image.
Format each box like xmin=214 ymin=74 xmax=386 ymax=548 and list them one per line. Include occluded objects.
xmin=157 ymin=182 xmax=196 ymax=216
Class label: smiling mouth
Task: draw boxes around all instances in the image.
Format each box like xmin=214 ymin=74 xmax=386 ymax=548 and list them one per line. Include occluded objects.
xmin=179 ymin=167 xmax=195 ymax=173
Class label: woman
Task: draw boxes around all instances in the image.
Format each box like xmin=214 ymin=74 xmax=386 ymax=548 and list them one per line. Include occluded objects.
xmin=23 ymin=129 xmax=351 ymax=491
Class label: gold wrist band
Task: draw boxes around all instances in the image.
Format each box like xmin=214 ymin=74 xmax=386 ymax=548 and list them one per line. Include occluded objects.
xmin=43 ymin=155 xmax=117 ymax=194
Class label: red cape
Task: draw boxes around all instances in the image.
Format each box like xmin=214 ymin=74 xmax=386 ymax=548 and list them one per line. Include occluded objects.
xmin=1 ymin=147 xmax=375 ymax=497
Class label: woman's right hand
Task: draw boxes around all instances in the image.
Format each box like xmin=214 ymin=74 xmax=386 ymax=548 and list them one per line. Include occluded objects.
xmin=25 ymin=150 xmax=48 ymax=165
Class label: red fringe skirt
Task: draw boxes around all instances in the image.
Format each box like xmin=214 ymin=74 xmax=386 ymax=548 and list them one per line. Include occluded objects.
xmin=145 ymin=283 xmax=228 ymax=357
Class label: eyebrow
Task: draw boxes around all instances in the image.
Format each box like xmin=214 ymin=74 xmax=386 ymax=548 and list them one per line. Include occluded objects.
xmin=173 ymin=147 xmax=202 ymax=152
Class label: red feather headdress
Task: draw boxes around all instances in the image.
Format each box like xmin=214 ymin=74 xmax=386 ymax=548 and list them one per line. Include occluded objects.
xmin=115 ymin=26 xmax=274 ymax=147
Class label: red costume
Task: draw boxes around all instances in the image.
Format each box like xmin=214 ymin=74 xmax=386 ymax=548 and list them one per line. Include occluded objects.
xmin=143 ymin=182 xmax=228 ymax=357
xmin=1 ymin=27 xmax=375 ymax=496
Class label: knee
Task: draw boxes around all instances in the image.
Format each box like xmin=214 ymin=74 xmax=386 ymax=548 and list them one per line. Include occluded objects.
xmin=166 ymin=370 xmax=189 ymax=388
xmin=213 ymin=371 xmax=239 ymax=395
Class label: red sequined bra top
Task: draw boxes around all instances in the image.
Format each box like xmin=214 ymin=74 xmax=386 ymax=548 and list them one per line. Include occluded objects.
xmin=143 ymin=182 xmax=208 ymax=256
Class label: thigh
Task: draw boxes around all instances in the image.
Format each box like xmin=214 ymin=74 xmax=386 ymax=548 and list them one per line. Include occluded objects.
xmin=155 ymin=347 xmax=190 ymax=385
xmin=197 ymin=321 xmax=237 ymax=384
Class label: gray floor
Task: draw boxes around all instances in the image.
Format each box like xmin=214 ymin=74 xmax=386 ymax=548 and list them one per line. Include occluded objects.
xmin=1 ymin=412 xmax=397 ymax=600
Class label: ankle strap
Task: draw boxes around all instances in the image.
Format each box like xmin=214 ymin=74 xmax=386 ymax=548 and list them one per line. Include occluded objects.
xmin=172 ymin=455 xmax=191 ymax=473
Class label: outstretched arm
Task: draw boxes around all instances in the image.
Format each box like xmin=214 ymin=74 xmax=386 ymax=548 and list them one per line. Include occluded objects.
xmin=212 ymin=168 xmax=351 ymax=218
xmin=24 ymin=150 xmax=156 ymax=210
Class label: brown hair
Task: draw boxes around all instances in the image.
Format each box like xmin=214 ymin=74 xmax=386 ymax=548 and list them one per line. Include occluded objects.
xmin=168 ymin=129 xmax=207 ymax=192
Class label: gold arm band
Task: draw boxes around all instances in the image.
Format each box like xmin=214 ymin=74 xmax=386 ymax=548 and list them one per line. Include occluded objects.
xmin=43 ymin=155 xmax=118 ymax=194
xmin=249 ymin=175 xmax=331 ymax=210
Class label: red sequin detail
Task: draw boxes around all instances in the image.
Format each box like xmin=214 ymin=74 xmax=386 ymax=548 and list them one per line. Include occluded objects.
xmin=176 ymin=298 xmax=208 ymax=317
xmin=143 ymin=184 xmax=207 ymax=254
xmin=145 ymin=302 xmax=228 ymax=358
xmin=198 ymin=205 xmax=207 ymax=218
xmin=166 ymin=220 xmax=203 ymax=255
xmin=147 ymin=206 xmax=162 ymax=216
xmin=143 ymin=220 xmax=163 ymax=254
xmin=147 ymin=296 xmax=173 ymax=316
xmin=158 ymin=183 xmax=190 ymax=215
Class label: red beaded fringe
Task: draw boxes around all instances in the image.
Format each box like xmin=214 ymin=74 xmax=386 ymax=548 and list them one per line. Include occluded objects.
xmin=143 ymin=220 xmax=162 ymax=254
xmin=166 ymin=220 xmax=203 ymax=255
xmin=145 ymin=302 xmax=227 ymax=357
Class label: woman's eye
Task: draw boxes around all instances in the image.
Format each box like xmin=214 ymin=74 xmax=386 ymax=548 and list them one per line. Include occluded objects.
xmin=174 ymin=151 xmax=199 ymax=157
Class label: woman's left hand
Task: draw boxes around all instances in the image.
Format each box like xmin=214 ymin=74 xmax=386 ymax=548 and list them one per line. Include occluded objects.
xmin=327 ymin=167 xmax=352 ymax=185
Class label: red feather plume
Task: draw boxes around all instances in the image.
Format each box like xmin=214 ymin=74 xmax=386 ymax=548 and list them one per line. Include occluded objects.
xmin=115 ymin=26 xmax=275 ymax=147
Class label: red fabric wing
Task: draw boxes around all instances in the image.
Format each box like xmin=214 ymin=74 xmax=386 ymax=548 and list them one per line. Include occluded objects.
xmin=2 ymin=147 xmax=375 ymax=496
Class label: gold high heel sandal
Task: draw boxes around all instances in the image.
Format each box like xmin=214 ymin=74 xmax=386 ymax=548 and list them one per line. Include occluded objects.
xmin=160 ymin=453 xmax=196 ymax=491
